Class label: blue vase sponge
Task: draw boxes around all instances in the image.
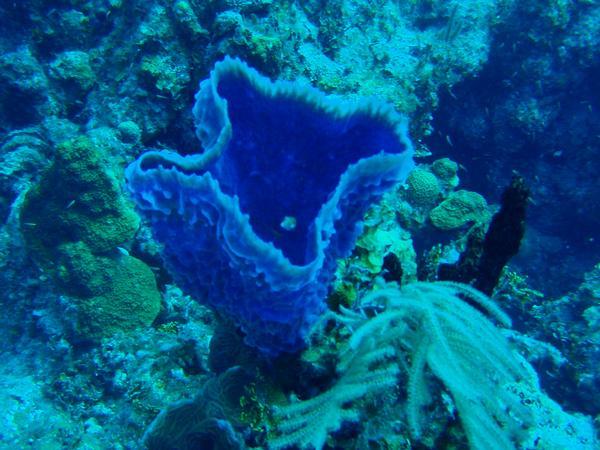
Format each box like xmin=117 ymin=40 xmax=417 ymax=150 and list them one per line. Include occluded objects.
xmin=126 ymin=57 xmax=414 ymax=355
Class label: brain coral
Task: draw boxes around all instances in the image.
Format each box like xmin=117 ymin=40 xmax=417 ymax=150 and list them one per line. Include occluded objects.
xmin=126 ymin=57 xmax=414 ymax=355
xmin=405 ymin=168 xmax=441 ymax=208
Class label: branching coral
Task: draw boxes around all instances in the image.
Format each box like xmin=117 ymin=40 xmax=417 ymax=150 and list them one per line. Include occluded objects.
xmin=269 ymin=323 xmax=399 ymax=449
xmin=270 ymin=281 xmax=597 ymax=450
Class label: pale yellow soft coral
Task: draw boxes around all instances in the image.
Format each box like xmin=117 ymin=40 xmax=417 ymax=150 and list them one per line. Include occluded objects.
xmin=355 ymin=226 xmax=417 ymax=283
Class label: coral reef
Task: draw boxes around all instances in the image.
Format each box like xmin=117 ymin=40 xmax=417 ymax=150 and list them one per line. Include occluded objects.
xmin=0 ymin=0 xmax=597 ymax=448
xmin=428 ymin=0 xmax=600 ymax=293
xmin=0 ymin=46 xmax=54 ymax=126
xmin=49 ymin=50 xmax=96 ymax=97
xmin=498 ymin=263 xmax=600 ymax=416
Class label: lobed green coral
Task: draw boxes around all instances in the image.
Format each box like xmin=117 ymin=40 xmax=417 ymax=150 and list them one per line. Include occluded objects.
xmin=73 ymin=253 xmax=161 ymax=338
xmin=53 ymin=241 xmax=161 ymax=338
xmin=117 ymin=120 xmax=142 ymax=144
xmin=22 ymin=136 xmax=139 ymax=254
xmin=429 ymin=189 xmax=490 ymax=231
xmin=431 ymin=157 xmax=460 ymax=191
xmin=21 ymin=135 xmax=160 ymax=340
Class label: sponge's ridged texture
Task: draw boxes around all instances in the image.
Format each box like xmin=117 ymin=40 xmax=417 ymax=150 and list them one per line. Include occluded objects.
xmin=126 ymin=57 xmax=414 ymax=355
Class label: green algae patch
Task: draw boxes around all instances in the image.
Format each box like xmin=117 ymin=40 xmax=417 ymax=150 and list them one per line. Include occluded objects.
xmin=20 ymin=135 xmax=160 ymax=340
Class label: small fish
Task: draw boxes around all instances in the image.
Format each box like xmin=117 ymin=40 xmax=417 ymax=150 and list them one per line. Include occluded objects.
xmin=116 ymin=247 xmax=130 ymax=256
xmin=280 ymin=216 xmax=297 ymax=231
xmin=9 ymin=394 xmax=24 ymax=404
xmin=66 ymin=200 xmax=76 ymax=209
